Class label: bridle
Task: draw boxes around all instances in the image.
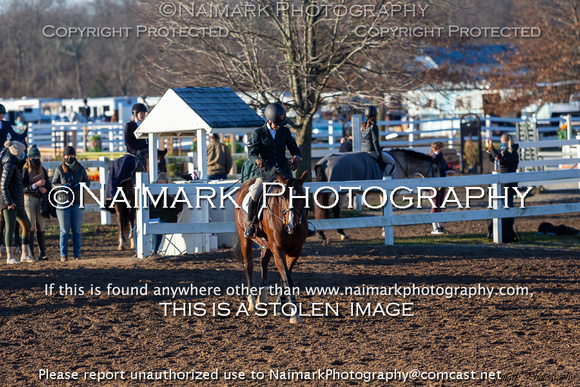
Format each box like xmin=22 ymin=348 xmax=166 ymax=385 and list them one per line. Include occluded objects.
xmin=266 ymin=182 xmax=306 ymax=226
xmin=393 ymin=151 xmax=438 ymax=179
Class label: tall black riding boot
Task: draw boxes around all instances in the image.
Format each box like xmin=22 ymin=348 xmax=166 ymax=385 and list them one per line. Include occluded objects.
xmin=244 ymin=198 xmax=259 ymax=238
xmin=37 ymin=231 xmax=47 ymax=261
xmin=29 ymin=231 xmax=36 ymax=259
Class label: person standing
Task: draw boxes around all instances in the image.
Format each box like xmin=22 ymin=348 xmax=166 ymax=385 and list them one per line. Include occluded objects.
xmin=23 ymin=144 xmax=51 ymax=260
xmin=81 ymin=98 xmax=91 ymax=121
xmin=1 ymin=141 xmax=35 ymax=264
xmin=51 ymin=146 xmax=90 ymax=261
xmin=207 ymin=133 xmax=233 ymax=180
xmin=124 ymin=103 xmax=148 ymax=165
xmin=430 ymin=141 xmax=451 ymax=234
xmin=339 ymin=126 xmax=353 ymax=152
xmin=486 ymin=134 xmax=520 ymax=242
xmin=0 ymin=104 xmax=17 ymax=153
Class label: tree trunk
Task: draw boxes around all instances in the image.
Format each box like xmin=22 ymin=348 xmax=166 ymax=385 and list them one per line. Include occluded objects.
xmin=295 ymin=117 xmax=313 ymax=181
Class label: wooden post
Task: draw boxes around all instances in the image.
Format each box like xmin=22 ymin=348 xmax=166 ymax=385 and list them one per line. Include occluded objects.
xmin=492 ymin=171 xmax=503 ymax=244
xmin=148 ymin=133 xmax=158 ymax=180
xmin=197 ymin=130 xmax=207 ymax=180
xmin=98 ymin=156 xmax=111 ymax=225
xmin=383 ymin=177 xmax=394 ymax=245
xmin=135 ymin=172 xmax=151 ymax=259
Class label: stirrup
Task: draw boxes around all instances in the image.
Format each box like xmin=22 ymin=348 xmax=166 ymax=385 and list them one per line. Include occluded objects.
xmin=244 ymin=223 xmax=256 ymax=238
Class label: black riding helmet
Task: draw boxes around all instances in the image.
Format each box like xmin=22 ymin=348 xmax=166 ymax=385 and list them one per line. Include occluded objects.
xmin=365 ymin=106 xmax=377 ymax=118
xmin=264 ymin=103 xmax=287 ymax=126
xmin=132 ymin=103 xmax=147 ymax=115
xmin=0 ymin=104 xmax=6 ymax=114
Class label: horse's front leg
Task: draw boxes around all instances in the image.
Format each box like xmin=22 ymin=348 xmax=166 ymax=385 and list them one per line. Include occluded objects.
xmin=239 ymin=235 xmax=257 ymax=311
xmin=115 ymin=204 xmax=125 ymax=251
xmin=272 ymin=247 xmax=301 ymax=324
xmin=259 ymin=248 xmax=272 ymax=304
xmin=129 ymin=208 xmax=136 ymax=250
xmin=335 ymin=194 xmax=349 ymax=240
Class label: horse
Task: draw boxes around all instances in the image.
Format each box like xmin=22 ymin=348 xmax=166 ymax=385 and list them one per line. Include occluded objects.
xmin=233 ymin=170 xmax=309 ymax=324
xmin=107 ymin=149 xmax=167 ymax=251
xmin=314 ymin=149 xmax=440 ymax=243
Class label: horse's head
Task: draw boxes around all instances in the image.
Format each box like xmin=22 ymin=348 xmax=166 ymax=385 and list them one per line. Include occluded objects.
xmin=273 ymin=171 xmax=308 ymax=235
xmin=141 ymin=149 xmax=168 ymax=173
xmin=425 ymin=158 xmax=440 ymax=178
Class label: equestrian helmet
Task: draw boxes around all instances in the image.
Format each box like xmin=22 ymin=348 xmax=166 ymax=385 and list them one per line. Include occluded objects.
xmin=132 ymin=103 xmax=147 ymax=115
xmin=365 ymin=106 xmax=378 ymax=118
xmin=264 ymin=103 xmax=287 ymax=126
xmin=0 ymin=104 xmax=6 ymax=114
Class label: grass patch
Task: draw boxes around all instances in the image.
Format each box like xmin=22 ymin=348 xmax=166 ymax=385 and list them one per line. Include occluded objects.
xmin=397 ymin=232 xmax=579 ymax=249
xmin=44 ymin=224 xmax=118 ymax=241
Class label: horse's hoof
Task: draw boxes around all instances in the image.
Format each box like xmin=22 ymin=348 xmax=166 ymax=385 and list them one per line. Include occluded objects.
xmin=340 ymin=234 xmax=349 ymax=241
xmin=289 ymin=314 xmax=302 ymax=324
xmin=118 ymin=245 xmax=124 ymax=251
xmin=259 ymin=287 xmax=269 ymax=304
xmin=130 ymin=241 xmax=135 ymax=249
xmin=247 ymin=295 xmax=256 ymax=312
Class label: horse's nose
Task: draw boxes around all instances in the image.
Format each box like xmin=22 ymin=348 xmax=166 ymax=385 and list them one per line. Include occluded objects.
xmin=285 ymin=225 xmax=295 ymax=235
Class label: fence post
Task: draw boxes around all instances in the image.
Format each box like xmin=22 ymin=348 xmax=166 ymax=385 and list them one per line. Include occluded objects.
xmin=566 ymin=114 xmax=572 ymax=140
xmin=408 ymin=117 xmax=414 ymax=148
xmin=135 ymin=172 xmax=151 ymax=259
xmin=492 ymin=171 xmax=503 ymax=244
xmin=351 ymin=114 xmax=362 ymax=152
xmin=187 ymin=151 xmax=196 ymax=175
xmin=328 ymin=120 xmax=334 ymax=147
xmin=383 ymin=177 xmax=394 ymax=245
xmin=485 ymin=114 xmax=491 ymax=139
xmin=98 ymin=156 xmax=111 ymax=225
xmin=447 ymin=118 xmax=454 ymax=148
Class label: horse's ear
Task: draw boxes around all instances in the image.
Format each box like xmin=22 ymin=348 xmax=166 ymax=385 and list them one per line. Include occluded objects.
xmin=274 ymin=171 xmax=286 ymax=184
xmin=298 ymin=171 xmax=308 ymax=184
xmin=159 ymin=149 xmax=168 ymax=156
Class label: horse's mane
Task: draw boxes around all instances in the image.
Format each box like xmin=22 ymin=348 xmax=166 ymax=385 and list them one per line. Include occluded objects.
xmin=389 ymin=148 xmax=433 ymax=162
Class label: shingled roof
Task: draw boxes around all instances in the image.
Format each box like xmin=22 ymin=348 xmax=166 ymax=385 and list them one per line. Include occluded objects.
xmin=135 ymin=87 xmax=265 ymax=138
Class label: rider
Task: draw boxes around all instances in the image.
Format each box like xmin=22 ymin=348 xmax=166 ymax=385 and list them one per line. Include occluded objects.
xmin=244 ymin=103 xmax=302 ymax=238
xmin=124 ymin=103 xmax=148 ymax=165
xmin=361 ymin=106 xmax=395 ymax=174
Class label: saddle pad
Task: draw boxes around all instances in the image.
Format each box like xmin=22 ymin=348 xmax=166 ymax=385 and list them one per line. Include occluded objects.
xmin=241 ymin=185 xmax=265 ymax=220
xmin=383 ymin=151 xmax=397 ymax=176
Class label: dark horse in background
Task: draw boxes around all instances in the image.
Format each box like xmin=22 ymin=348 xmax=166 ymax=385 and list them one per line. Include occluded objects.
xmin=234 ymin=171 xmax=308 ymax=324
xmin=107 ymin=150 xmax=167 ymax=250
xmin=314 ymin=149 xmax=440 ymax=243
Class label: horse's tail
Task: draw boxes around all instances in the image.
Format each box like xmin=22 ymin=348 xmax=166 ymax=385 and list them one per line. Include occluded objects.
xmin=231 ymin=233 xmax=243 ymax=263
xmin=314 ymin=164 xmax=329 ymax=221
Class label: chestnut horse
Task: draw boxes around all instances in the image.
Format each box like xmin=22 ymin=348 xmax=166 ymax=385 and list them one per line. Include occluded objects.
xmin=234 ymin=171 xmax=308 ymax=324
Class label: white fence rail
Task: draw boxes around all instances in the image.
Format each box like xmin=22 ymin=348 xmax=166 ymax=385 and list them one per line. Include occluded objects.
xmin=134 ymin=168 xmax=580 ymax=258
xmin=28 ymin=122 xmax=125 ymax=153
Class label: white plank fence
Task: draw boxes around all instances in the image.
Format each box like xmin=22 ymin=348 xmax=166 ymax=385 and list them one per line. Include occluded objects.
xmin=134 ymin=168 xmax=580 ymax=258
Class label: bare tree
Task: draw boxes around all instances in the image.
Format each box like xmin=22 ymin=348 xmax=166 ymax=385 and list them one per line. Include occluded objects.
xmin=141 ymin=0 xmax=448 ymax=174
xmin=489 ymin=0 xmax=580 ymax=113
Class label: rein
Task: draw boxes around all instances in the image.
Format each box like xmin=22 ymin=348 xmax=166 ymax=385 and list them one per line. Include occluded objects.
xmin=392 ymin=151 xmax=437 ymax=179
xmin=266 ymin=184 xmax=305 ymax=226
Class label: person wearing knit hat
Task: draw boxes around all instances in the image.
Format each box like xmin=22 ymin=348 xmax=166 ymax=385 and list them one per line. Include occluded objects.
xmin=1 ymin=141 xmax=36 ymax=264
xmin=63 ymin=145 xmax=76 ymax=157
xmin=51 ymin=146 xmax=90 ymax=261
xmin=23 ymin=144 xmax=51 ymax=261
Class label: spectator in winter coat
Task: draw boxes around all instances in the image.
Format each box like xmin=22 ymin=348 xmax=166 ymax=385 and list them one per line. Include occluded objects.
xmin=1 ymin=141 xmax=35 ymax=264
xmin=23 ymin=144 xmax=51 ymax=261
xmin=51 ymin=146 xmax=90 ymax=261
